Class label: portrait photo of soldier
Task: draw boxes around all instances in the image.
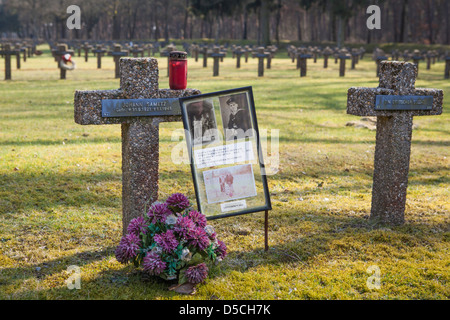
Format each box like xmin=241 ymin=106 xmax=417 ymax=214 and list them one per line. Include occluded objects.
xmin=219 ymin=93 xmax=253 ymax=141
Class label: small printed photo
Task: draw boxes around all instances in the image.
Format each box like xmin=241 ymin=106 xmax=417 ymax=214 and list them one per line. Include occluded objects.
xmin=219 ymin=93 xmax=253 ymax=141
xmin=186 ymin=99 xmax=218 ymax=145
xmin=203 ymin=164 xmax=257 ymax=204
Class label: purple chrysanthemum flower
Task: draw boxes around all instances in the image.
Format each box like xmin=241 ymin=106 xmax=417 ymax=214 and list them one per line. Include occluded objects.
xmin=115 ymin=233 xmax=141 ymax=264
xmin=185 ymin=263 xmax=208 ymax=284
xmin=154 ymin=229 xmax=179 ymax=253
xmin=174 ymin=216 xmax=196 ymax=238
xmin=127 ymin=216 xmax=147 ymax=236
xmin=142 ymin=252 xmax=166 ymax=275
xmin=147 ymin=202 xmax=171 ymax=223
xmin=188 ymin=226 xmax=210 ymax=251
xmin=215 ymin=240 xmax=227 ymax=260
xmin=166 ymin=193 xmax=190 ymax=212
xmin=188 ymin=210 xmax=207 ymax=228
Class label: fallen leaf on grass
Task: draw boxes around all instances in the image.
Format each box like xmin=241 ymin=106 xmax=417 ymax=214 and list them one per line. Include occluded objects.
xmin=169 ymin=282 xmax=197 ymax=295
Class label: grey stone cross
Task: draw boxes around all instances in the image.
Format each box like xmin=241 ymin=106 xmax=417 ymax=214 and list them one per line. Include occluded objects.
xmin=0 ymin=44 xmax=17 ymax=80
xmin=92 ymin=45 xmax=107 ymax=69
xmin=74 ymin=58 xmax=200 ymax=234
xmin=347 ymin=61 xmax=444 ymax=225
xmin=209 ymin=47 xmax=226 ymax=77
xmin=108 ymin=44 xmax=128 ymax=79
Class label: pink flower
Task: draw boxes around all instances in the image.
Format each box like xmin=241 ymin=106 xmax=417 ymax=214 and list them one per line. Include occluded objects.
xmin=127 ymin=216 xmax=147 ymax=236
xmin=166 ymin=193 xmax=190 ymax=212
xmin=188 ymin=226 xmax=210 ymax=251
xmin=174 ymin=216 xmax=196 ymax=238
xmin=185 ymin=263 xmax=208 ymax=284
xmin=115 ymin=233 xmax=141 ymax=264
xmin=154 ymin=230 xmax=179 ymax=253
xmin=188 ymin=210 xmax=207 ymax=228
xmin=215 ymin=240 xmax=227 ymax=260
xmin=142 ymin=252 xmax=166 ymax=275
xmin=147 ymin=202 xmax=171 ymax=223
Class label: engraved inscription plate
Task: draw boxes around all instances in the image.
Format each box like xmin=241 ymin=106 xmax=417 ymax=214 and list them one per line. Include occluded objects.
xmin=375 ymin=95 xmax=433 ymax=111
xmin=102 ymin=98 xmax=181 ymax=117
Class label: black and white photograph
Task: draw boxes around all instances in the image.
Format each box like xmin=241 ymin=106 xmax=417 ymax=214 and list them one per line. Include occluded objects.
xmin=185 ymin=99 xmax=218 ymax=145
xmin=219 ymin=93 xmax=253 ymax=141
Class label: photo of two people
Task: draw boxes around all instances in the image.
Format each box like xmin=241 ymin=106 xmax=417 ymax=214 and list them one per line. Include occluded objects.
xmin=185 ymin=92 xmax=253 ymax=145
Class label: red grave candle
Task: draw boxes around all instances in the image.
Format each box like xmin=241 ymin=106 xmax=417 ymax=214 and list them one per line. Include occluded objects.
xmin=169 ymin=51 xmax=187 ymax=90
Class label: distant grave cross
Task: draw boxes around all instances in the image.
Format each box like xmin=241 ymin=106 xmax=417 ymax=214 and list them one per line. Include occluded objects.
xmin=210 ymin=47 xmax=226 ymax=77
xmin=92 ymin=45 xmax=107 ymax=69
xmin=445 ymin=54 xmax=450 ymax=79
xmin=74 ymin=58 xmax=200 ymax=234
xmin=52 ymin=43 xmax=74 ymax=80
xmin=0 ymin=44 xmax=17 ymax=80
xmin=347 ymin=61 xmax=444 ymax=224
xmin=82 ymin=42 xmax=92 ymax=62
xmin=108 ymin=44 xmax=128 ymax=79
xmin=233 ymin=46 xmax=244 ymax=68
xmin=297 ymin=49 xmax=312 ymax=77
xmin=254 ymin=47 xmax=270 ymax=77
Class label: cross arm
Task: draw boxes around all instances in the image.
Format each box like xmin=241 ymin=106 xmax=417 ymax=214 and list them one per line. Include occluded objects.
xmin=74 ymin=88 xmax=201 ymax=125
xmin=347 ymin=87 xmax=443 ymax=117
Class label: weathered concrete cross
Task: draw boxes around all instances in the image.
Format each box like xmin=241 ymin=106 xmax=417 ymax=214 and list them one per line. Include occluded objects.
xmin=253 ymin=47 xmax=270 ymax=77
xmin=0 ymin=44 xmax=17 ymax=80
xmin=74 ymin=58 xmax=200 ymax=234
xmin=92 ymin=45 xmax=107 ymax=69
xmin=347 ymin=61 xmax=444 ymax=224
xmin=108 ymin=44 xmax=129 ymax=79
xmin=51 ymin=43 xmax=75 ymax=80
xmin=210 ymin=47 xmax=226 ymax=77
xmin=445 ymin=54 xmax=450 ymax=79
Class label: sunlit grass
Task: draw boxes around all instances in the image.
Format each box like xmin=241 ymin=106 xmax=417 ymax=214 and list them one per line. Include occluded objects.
xmin=0 ymin=44 xmax=448 ymax=299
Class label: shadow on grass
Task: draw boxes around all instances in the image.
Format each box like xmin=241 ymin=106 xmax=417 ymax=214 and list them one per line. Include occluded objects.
xmin=0 ymin=211 xmax=447 ymax=299
xmin=0 ymin=171 xmax=122 ymax=213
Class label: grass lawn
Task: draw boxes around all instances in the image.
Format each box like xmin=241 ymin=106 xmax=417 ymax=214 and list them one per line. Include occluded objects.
xmin=0 ymin=45 xmax=448 ymax=300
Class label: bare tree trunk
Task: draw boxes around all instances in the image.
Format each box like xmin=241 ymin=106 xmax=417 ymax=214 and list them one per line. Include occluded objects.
xmin=260 ymin=0 xmax=271 ymax=46
xmin=399 ymin=0 xmax=408 ymax=42
xmin=296 ymin=11 xmax=302 ymax=41
xmin=242 ymin=9 xmax=248 ymax=40
xmin=275 ymin=0 xmax=282 ymax=45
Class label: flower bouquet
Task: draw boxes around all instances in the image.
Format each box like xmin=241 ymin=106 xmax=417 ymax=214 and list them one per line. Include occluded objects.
xmin=115 ymin=193 xmax=227 ymax=286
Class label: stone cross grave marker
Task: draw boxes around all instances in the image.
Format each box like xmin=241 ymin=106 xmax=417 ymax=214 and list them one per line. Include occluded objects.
xmin=0 ymin=44 xmax=17 ymax=80
xmin=14 ymin=43 xmax=24 ymax=69
xmin=74 ymin=57 xmax=200 ymax=234
xmin=347 ymin=61 xmax=444 ymax=225
xmin=297 ymin=48 xmax=312 ymax=77
xmin=253 ymin=47 xmax=270 ymax=77
xmin=351 ymin=48 xmax=360 ymax=70
xmin=82 ymin=42 xmax=92 ymax=62
xmin=233 ymin=46 xmax=244 ymax=68
xmin=130 ymin=44 xmax=144 ymax=58
xmin=210 ymin=47 xmax=226 ymax=77
xmin=411 ymin=50 xmax=423 ymax=72
xmin=160 ymin=44 xmax=176 ymax=77
xmin=92 ymin=45 xmax=107 ymax=69
xmin=191 ymin=44 xmax=199 ymax=62
xmin=52 ymin=43 xmax=74 ymax=80
xmin=338 ymin=50 xmax=351 ymax=77
xmin=108 ymin=44 xmax=129 ymax=79
xmin=445 ymin=54 xmax=450 ymax=79
xmin=322 ymin=47 xmax=333 ymax=69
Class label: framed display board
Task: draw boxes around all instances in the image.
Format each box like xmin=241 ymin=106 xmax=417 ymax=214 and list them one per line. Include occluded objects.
xmin=179 ymin=86 xmax=271 ymax=220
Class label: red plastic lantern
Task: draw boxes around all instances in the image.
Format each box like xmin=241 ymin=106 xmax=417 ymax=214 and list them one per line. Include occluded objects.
xmin=169 ymin=51 xmax=187 ymax=90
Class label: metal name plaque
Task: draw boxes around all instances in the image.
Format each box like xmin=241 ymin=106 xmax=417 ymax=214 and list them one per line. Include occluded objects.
xmin=375 ymin=95 xmax=433 ymax=111
xmin=101 ymin=98 xmax=181 ymax=117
